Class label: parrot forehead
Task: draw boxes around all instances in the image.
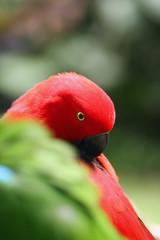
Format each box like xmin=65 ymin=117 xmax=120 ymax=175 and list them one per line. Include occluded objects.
xmin=47 ymin=72 xmax=112 ymax=106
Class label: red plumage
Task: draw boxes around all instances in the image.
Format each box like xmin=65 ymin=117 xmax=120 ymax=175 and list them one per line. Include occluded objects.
xmin=3 ymin=72 xmax=155 ymax=240
xmin=4 ymin=72 xmax=115 ymax=142
xmin=88 ymin=154 xmax=155 ymax=240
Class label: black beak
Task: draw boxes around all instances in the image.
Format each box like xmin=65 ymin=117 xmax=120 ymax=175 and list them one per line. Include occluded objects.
xmin=73 ymin=133 xmax=109 ymax=163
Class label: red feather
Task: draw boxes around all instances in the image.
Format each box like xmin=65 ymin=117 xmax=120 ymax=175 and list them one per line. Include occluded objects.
xmin=86 ymin=154 xmax=155 ymax=240
xmin=3 ymin=72 xmax=155 ymax=240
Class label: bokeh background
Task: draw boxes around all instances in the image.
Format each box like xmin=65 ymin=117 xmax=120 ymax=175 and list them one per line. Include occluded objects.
xmin=0 ymin=0 xmax=160 ymax=227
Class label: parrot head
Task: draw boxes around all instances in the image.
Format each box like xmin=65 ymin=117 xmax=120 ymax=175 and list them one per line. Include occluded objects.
xmin=4 ymin=72 xmax=115 ymax=163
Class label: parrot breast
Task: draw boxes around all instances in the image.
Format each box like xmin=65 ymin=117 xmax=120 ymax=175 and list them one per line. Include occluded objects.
xmin=86 ymin=154 xmax=155 ymax=240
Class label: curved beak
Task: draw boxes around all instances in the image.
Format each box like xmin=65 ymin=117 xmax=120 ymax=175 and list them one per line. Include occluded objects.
xmin=73 ymin=133 xmax=109 ymax=163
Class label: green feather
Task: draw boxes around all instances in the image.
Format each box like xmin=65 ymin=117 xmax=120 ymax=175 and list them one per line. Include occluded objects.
xmin=0 ymin=120 xmax=124 ymax=240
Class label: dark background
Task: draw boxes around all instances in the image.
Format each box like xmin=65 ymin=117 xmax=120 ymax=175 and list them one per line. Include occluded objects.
xmin=0 ymin=0 xmax=159 ymax=225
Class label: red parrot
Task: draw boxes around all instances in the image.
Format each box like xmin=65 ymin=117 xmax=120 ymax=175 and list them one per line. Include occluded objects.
xmin=3 ymin=72 xmax=155 ymax=240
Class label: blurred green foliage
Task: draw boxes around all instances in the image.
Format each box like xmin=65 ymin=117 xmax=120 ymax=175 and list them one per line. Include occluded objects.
xmin=0 ymin=0 xmax=160 ymax=224
xmin=0 ymin=120 xmax=123 ymax=240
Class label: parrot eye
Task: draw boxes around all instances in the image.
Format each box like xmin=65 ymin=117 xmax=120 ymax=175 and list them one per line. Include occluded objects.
xmin=77 ymin=112 xmax=85 ymax=122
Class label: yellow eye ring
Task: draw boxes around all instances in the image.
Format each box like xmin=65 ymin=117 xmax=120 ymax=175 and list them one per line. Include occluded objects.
xmin=77 ymin=112 xmax=85 ymax=122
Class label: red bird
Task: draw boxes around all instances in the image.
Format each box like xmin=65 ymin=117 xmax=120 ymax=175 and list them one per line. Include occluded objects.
xmin=3 ymin=72 xmax=155 ymax=240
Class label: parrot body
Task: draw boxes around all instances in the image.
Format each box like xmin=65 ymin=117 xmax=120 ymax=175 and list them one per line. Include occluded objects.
xmin=3 ymin=72 xmax=155 ymax=240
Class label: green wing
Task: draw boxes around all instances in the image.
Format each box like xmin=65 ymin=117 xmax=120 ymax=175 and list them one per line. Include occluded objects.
xmin=0 ymin=120 xmax=124 ymax=240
